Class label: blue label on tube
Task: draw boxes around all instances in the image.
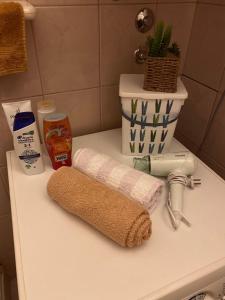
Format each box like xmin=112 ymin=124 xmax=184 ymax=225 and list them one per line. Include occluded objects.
xmin=13 ymin=112 xmax=35 ymax=131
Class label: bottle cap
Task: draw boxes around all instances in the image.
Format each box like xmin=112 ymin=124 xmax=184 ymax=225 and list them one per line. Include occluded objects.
xmin=37 ymin=100 xmax=56 ymax=113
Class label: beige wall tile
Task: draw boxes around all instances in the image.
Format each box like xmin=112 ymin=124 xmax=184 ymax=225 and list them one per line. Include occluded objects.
xmin=32 ymin=6 xmax=99 ymax=94
xmin=198 ymin=1 xmax=225 ymax=5
xmin=175 ymin=76 xmax=217 ymax=151
xmin=0 ymin=168 xmax=10 ymax=216
xmin=184 ymin=4 xmax=225 ymax=90
xmin=100 ymin=4 xmax=156 ymax=86
xmin=44 ymin=88 xmax=101 ymax=137
xmin=101 ymin=86 xmax=121 ymax=130
xmin=0 ymin=24 xmax=42 ymax=101
xmin=156 ymin=3 xmax=196 ymax=73
xmin=30 ymin=0 xmax=97 ymax=5
xmin=198 ymin=71 xmax=225 ymax=178
xmin=0 ymin=215 xmax=16 ymax=277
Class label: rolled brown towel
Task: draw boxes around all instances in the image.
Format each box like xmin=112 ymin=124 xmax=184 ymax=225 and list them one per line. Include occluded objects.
xmin=47 ymin=167 xmax=151 ymax=247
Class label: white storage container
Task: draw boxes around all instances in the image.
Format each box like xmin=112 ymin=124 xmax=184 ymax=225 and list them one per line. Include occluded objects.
xmin=119 ymin=74 xmax=188 ymax=155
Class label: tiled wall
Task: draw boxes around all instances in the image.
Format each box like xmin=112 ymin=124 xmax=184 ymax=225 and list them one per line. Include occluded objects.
xmin=175 ymin=1 xmax=225 ymax=178
xmin=0 ymin=0 xmax=197 ymax=277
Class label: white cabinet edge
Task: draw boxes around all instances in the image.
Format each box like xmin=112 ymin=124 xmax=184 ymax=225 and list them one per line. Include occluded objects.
xmin=6 ymin=151 xmax=26 ymax=300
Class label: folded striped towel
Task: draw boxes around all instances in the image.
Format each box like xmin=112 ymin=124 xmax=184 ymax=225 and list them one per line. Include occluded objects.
xmin=73 ymin=148 xmax=164 ymax=212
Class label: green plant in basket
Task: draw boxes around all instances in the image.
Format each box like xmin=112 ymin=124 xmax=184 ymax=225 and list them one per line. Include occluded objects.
xmin=147 ymin=21 xmax=180 ymax=58
xmin=143 ymin=21 xmax=181 ymax=92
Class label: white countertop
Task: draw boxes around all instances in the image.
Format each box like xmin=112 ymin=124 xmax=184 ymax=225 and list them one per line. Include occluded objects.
xmin=6 ymin=129 xmax=225 ymax=300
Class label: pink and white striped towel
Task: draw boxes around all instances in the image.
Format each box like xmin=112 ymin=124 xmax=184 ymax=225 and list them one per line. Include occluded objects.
xmin=73 ymin=148 xmax=164 ymax=213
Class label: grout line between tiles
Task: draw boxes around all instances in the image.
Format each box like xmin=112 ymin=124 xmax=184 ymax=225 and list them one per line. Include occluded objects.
xmin=98 ymin=2 xmax=103 ymax=130
xmin=34 ymin=3 xmax=157 ymax=8
xmin=0 ymin=94 xmax=43 ymax=103
xmin=197 ymin=2 xmax=225 ymax=7
xmin=30 ymin=22 xmax=45 ymax=98
xmin=197 ymin=70 xmax=225 ymax=156
xmin=100 ymin=1 xmax=197 ymax=5
xmin=207 ymin=67 xmax=225 ymax=121
xmin=155 ymin=0 xmax=159 ymax=22
xmin=0 ymin=85 xmax=113 ymax=103
xmin=181 ymin=0 xmax=197 ymax=73
xmin=44 ymin=86 xmax=100 ymax=97
xmin=100 ymin=83 xmax=119 ymax=89
xmin=35 ymin=4 xmax=98 ymax=8
xmin=182 ymin=74 xmax=219 ymax=92
xmin=157 ymin=1 xmax=197 ymax=4
xmin=217 ymin=67 xmax=225 ymax=95
xmin=34 ymin=2 xmax=199 ymax=8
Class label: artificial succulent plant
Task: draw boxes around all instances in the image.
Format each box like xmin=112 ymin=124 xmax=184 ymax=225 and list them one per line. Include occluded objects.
xmin=147 ymin=21 xmax=180 ymax=58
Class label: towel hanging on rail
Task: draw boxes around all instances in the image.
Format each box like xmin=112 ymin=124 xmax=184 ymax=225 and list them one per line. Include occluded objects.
xmin=0 ymin=2 xmax=27 ymax=76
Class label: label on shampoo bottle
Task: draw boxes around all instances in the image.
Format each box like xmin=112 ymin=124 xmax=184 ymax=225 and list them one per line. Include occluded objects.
xmin=2 ymin=100 xmax=32 ymax=133
xmin=13 ymin=112 xmax=44 ymax=175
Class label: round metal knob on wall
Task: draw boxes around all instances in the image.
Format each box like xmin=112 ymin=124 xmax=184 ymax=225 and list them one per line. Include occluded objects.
xmin=134 ymin=47 xmax=147 ymax=64
xmin=135 ymin=8 xmax=154 ymax=33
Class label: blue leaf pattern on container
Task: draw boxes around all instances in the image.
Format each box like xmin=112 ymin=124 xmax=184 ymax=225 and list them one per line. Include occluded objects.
xmin=149 ymin=144 xmax=155 ymax=154
xmin=130 ymin=114 xmax=137 ymax=127
xmin=139 ymin=143 xmax=145 ymax=153
xmin=131 ymin=99 xmax=138 ymax=114
xmin=141 ymin=115 xmax=147 ymax=129
xmin=130 ymin=129 xmax=136 ymax=141
xmin=155 ymin=99 xmax=162 ymax=113
xmin=158 ymin=143 xmax=165 ymax=153
xmin=140 ymin=129 xmax=146 ymax=142
xmin=142 ymin=101 xmax=148 ymax=115
xmin=161 ymin=130 xmax=168 ymax=142
xmin=150 ymin=130 xmax=157 ymax=142
xmin=166 ymin=100 xmax=174 ymax=114
xmin=163 ymin=115 xmax=169 ymax=128
xmin=153 ymin=114 xmax=160 ymax=127
xmin=130 ymin=142 xmax=135 ymax=153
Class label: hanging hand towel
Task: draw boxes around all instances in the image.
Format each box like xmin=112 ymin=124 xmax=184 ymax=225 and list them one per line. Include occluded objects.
xmin=47 ymin=167 xmax=151 ymax=248
xmin=0 ymin=2 xmax=27 ymax=76
xmin=73 ymin=148 xmax=164 ymax=212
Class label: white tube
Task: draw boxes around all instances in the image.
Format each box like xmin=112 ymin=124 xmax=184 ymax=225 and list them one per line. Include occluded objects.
xmin=2 ymin=100 xmax=32 ymax=133
xmin=37 ymin=100 xmax=56 ymax=144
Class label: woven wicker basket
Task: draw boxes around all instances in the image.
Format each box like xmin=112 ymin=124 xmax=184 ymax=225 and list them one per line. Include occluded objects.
xmin=143 ymin=55 xmax=179 ymax=93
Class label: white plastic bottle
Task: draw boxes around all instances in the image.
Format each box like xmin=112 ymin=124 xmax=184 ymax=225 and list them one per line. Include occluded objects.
xmin=37 ymin=100 xmax=56 ymax=144
xmin=13 ymin=112 xmax=44 ymax=175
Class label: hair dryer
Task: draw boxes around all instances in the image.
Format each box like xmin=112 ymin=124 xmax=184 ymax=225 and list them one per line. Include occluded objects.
xmin=134 ymin=151 xmax=201 ymax=230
